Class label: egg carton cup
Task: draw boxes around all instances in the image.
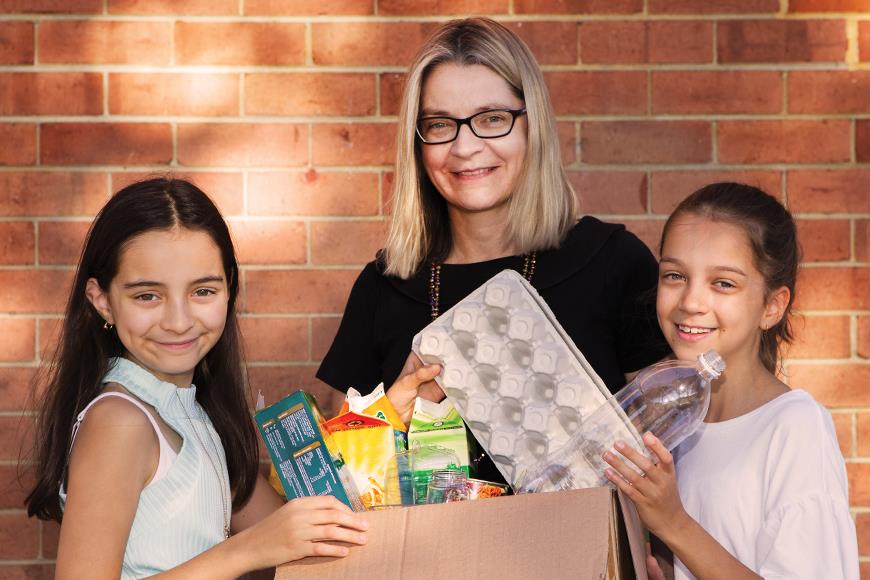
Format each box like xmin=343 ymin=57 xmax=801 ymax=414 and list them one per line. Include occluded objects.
xmin=412 ymin=269 xmax=641 ymax=488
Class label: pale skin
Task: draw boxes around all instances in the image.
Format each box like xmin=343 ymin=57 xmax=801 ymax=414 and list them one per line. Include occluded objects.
xmin=602 ymin=216 xmax=792 ymax=580
xmin=57 ymin=228 xmax=367 ymax=579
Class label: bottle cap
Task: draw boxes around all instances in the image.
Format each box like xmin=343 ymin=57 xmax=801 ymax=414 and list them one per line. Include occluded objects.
xmin=698 ymin=350 xmax=726 ymax=379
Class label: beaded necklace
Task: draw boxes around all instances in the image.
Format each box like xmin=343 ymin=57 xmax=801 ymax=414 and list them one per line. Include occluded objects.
xmin=429 ymin=251 xmax=536 ymax=321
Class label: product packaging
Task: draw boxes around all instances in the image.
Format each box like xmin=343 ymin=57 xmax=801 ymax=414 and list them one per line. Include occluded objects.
xmin=407 ymin=398 xmax=471 ymax=503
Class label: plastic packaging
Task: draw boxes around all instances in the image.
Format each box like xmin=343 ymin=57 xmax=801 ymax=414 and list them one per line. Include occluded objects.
xmin=426 ymin=469 xmax=469 ymax=503
xmin=516 ymin=350 xmax=725 ymax=493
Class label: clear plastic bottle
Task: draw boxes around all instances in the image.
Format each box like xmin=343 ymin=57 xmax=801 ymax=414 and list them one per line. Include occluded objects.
xmin=516 ymin=350 xmax=726 ymax=493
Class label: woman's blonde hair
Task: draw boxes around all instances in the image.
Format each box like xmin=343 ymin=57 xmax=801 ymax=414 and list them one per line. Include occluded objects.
xmin=383 ymin=17 xmax=576 ymax=279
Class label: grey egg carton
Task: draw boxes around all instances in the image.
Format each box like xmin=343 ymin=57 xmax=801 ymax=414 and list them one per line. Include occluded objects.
xmin=412 ymin=269 xmax=638 ymax=488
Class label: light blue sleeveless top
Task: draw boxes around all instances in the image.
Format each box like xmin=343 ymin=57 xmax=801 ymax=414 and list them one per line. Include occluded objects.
xmin=60 ymin=357 xmax=231 ymax=578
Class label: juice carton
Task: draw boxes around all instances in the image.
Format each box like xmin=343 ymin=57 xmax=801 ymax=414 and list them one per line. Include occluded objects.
xmin=407 ymin=398 xmax=472 ymax=504
xmin=255 ymin=391 xmax=365 ymax=512
xmin=339 ymin=383 xmax=408 ymax=452
xmin=325 ymin=411 xmax=397 ymax=510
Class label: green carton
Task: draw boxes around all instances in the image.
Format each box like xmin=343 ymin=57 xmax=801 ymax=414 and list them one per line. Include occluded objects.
xmin=407 ymin=398 xmax=472 ymax=503
xmin=255 ymin=390 xmax=365 ymax=512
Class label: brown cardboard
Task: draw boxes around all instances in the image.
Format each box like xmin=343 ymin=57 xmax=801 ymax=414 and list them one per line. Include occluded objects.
xmin=275 ymin=487 xmax=648 ymax=580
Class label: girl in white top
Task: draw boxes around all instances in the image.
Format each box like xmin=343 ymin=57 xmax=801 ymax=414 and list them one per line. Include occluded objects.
xmin=602 ymin=182 xmax=859 ymax=580
xmin=25 ymin=178 xmax=368 ymax=579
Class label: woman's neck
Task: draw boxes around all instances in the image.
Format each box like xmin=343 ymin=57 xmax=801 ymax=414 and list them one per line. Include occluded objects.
xmin=444 ymin=207 xmax=517 ymax=264
xmin=704 ymin=355 xmax=788 ymax=423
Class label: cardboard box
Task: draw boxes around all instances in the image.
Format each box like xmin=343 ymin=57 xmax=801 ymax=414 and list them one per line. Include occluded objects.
xmin=255 ymin=391 xmax=364 ymax=511
xmin=274 ymin=487 xmax=648 ymax=580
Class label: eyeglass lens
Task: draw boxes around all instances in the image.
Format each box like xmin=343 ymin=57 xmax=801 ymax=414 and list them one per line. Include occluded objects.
xmin=418 ymin=110 xmax=517 ymax=143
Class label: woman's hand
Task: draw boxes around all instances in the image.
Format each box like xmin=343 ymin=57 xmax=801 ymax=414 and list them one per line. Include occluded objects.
xmin=602 ymin=432 xmax=691 ymax=541
xmin=386 ymin=352 xmax=443 ymax=425
xmin=232 ymin=496 xmax=369 ymax=570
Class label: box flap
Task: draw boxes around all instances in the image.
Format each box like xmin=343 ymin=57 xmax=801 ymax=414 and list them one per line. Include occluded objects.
xmin=276 ymin=487 xmax=623 ymax=580
xmin=617 ymin=489 xmax=649 ymax=580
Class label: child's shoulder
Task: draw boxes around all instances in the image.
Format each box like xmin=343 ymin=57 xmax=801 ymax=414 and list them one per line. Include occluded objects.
xmin=80 ymin=387 xmax=157 ymax=433
xmin=763 ymin=389 xmax=837 ymax=445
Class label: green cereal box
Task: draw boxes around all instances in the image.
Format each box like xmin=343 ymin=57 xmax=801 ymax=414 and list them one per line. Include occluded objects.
xmin=408 ymin=398 xmax=472 ymax=503
xmin=255 ymin=390 xmax=365 ymax=512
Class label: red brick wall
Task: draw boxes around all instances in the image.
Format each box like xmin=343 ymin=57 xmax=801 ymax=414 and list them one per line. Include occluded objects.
xmin=1 ymin=0 xmax=869 ymax=575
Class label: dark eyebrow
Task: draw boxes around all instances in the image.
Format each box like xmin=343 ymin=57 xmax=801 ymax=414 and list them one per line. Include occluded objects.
xmin=659 ymin=257 xmax=747 ymax=277
xmin=419 ymin=103 xmax=517 ymax=117
xmin=122 ymin=275 xmax=225 ymax=290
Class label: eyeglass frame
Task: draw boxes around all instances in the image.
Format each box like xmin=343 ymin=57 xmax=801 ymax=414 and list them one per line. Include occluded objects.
xmin=415 ymin=108 xmax=528 ymax=145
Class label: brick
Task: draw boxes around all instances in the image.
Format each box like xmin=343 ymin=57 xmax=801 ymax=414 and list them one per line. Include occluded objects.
xmin=796 ymin=267 xmax=870 ymax=310
xmin=380 ymin=73 xmax=405 ymax=116
xmin=42 ymin=520 xmax=59 ymax=558
xmin=580 ymin=21 xmax=712 ymax=64
xmin=176 ymin=22 xmax=304 ymax=66
xmin=0 ymin=172 xmax=107 ymax=216
xmin=42 ymin=123 xmax=172 ymax=166
xmin=568 ymin=171 xmax=647 ymax=215
xmin=648 ymin=0 xmax=778 ymax=11
xmin=0 ymin=22 xmax=34 ymax=64
xmin=248 ymin=171 xmax=380 ymax=217
xmin=248 ymin=365 xmax=343 ymax=416
xmin=0 ymin=123 xmax=36 ymax=165
xmin=796 ymin=219 xmax=850 ymax=262
xmin=228 ymin=219 xmax=306 ymax=265
xmin=848 ymin=463 xmax=870 ymax=506
xmin=0 ymin=513 xmax=38 ymax=559
xmin=0 ymin=367 xmax=37 ymax=411
xmin=246 ymin=73 xmax=376 ymax=117
xmin=790 ymin=364 xmax=870 ymax=407
xmin=0 ymin=72 xmax=102 ymax=116
xmin=514 ymin=0 xmax=642 ymax=13
xmin=860 ymin=316 xmax=870 ymax=359
xmin=109 ymin=0 xmax=238 ymax=14
xmin=244 ymin=270 xmax=358 ymax=314
xmin=622 ymin=219 xmax=665 ymax=254
xmin=379 ymin=0 xmax=508 ymax=14
xmin=0 ymin=415 xmax=30 ymax=461
xmin=650 ymin=170 xmax=781 ymax=214
xmin=245 ymin=0 xmax=372 ymax=14
xmin=858 ymin=121 xmax=870 ymax=162
xmin=0 ymin=463 xmax=33 ymax=509
xmin=788 ymin=315 xmax=851 ymax=359
xmin=718 ymin=120 xmax=850 ymax=164
xmin=311 ymin=316 xmax=341 ymax=361
xmin=789 ymin=72 xmax=870 ymax=114
xmin=858 ymin=414 xmax=870 ymax=456
xmin=718 ymin=20 xmax=846 ymax=63
xmin=858 ymin=221 xmax=870 ymax=263
xmin=312 ymin=22 xmax=437 ymax=66
xmin=311 ymin=220 xmax=387 ymax=265
xmin=0 ymin=0 xmax=101 ymax=11
xmin=239 ymin=317 xmax=308 ymax=362
xmin=581 ymin=121 xmax=711 ymax=165
xmin=0 ymin=319 xmax=34 ymax=362
xmin=831 ymin=412 xmax=852 ymax=458
xmin=38 ymin=318 xmax=61 ymax=361
xmin=861 ymin=22 xmax=870 ymax=62
xmin=0 ymin=270 xmax=72 ymax=314
xmin=312 ymin=124 xmax=396 ymax=167
xmin=545 ymin=71 xmax=647 ymax=115
xmin=109 ymin=73 xmax=238 ymax=116
xmin=0 ymin=222 xmax=34 ymax=265
xmin=858 ymin=513 xmax=870 ymax=556
xmin=38 ymin=220 xmax=90 ymax=265
xmin=178 ymin=124 xmax=307 ymax=168
xmin=39 ymin=21 xmax=171 ymax=65
xmin=788 ymin=170 xmax=870 ymax=213
xmin=790 ymin=0 xmax=870 ymax=10
xmin=111 ymin=172 xmax=243 ymax=216
xmin=652 ymin=71 xmax=781 ymax=114
xmin=559 ymin=122 xmax=576 ymax=166
xmin=504 ymin=21 xmax=578 ymax=65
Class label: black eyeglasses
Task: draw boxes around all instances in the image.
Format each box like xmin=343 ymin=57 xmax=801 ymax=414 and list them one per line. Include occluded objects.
xmin=416 ymin=108 xmax=527 ymax=144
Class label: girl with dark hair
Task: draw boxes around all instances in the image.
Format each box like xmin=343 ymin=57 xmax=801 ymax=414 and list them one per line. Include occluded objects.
xmin=25 ymin=178 xmax=367 ymax=578
xmin=603 ymin=183 xmax=858 ymax=579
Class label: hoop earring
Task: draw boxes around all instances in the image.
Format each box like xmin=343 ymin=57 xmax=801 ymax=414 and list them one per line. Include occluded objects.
xmin=103 ymin=321 xmax=114 ymax=331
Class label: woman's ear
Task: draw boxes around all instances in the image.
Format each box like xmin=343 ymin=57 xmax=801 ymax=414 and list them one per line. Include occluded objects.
xmin=761 ymin=286 xmax=790 ymax=331
xmin=85 ymin=278 xmax=114 ymax=325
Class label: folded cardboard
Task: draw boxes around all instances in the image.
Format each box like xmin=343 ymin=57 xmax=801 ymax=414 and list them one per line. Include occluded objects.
xmin=274 ymin=487 xmax=648 ymax=580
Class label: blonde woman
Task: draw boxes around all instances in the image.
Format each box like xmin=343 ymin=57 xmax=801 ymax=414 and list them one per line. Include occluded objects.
xmin=317 ymin=18 xmax=669 ymax=481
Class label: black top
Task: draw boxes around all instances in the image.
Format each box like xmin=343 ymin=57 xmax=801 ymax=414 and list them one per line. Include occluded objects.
xmin=318 ymin=217 xmax=670 ymax=397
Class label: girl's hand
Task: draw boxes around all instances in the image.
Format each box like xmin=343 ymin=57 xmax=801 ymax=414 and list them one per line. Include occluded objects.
xmin=234 ymin=496 xmax=369 ymax=570
xmin=602 ymin=432 xmax=690 ymax=540
xmin=386 ymin=352 xmax=443 ymax=424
